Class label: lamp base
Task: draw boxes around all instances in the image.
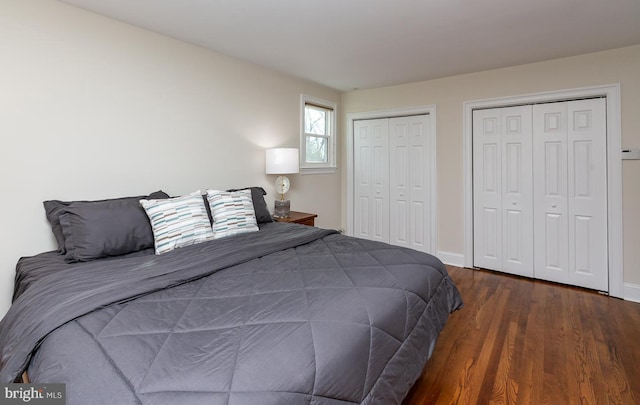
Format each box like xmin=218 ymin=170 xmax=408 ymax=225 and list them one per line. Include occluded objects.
xmin=274 ymin=199 xmax=291 ymax=218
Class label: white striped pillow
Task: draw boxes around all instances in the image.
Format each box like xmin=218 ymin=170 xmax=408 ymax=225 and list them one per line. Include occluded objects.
xmin=140 ymin=191 xmax=214 ymax=255
xmin=206 ymin=189 xmax=259 ymax=239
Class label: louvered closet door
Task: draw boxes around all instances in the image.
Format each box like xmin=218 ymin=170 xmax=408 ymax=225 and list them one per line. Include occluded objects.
xmin=473 ymin=106 xmax=534 ymax=277
xmin=389 ymin=115 xmax=432 ymax=252
xmin=353 ymin=119 xmax=389 ymax=243
xmin=533 ymin=99 xmax=608 ymax=290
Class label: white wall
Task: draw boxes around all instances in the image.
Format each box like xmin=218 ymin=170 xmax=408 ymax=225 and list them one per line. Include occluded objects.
xmin=342 ymin=45 xmax=640 ymax=290
xmin=0 ymin=0 xmax=341 ymax=316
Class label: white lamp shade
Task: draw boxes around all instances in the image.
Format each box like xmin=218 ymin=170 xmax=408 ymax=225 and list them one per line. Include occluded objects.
xmin=265 ymin=148 xmax=300 ymax=174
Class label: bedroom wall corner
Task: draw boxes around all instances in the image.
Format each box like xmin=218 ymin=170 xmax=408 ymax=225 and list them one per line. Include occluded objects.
xmin=340 ymin=44 xmax=640 ymax=294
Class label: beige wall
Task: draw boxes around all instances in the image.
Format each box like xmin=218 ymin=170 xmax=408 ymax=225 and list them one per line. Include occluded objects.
xmin=0 ymin=0 xmax=341 ymax=316
xmin=342 ymin=45 xmax=640 ymax=289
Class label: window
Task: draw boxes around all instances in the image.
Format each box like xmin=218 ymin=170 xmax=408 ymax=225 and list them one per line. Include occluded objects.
xmin=300 ymin=95 xmax=337 ymax=173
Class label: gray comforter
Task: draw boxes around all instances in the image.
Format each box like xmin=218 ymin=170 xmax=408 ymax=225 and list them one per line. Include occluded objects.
xmin=0 ymin=222 xmax=462 ymax=404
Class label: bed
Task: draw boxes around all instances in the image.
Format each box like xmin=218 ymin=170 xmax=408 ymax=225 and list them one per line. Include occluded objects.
xmin=0 ymin=189 xmax=462 ymax=404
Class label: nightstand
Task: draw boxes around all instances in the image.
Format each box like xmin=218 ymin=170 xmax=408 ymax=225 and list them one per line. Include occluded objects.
xmin=273 ymin=211 xmax=317 ymax=227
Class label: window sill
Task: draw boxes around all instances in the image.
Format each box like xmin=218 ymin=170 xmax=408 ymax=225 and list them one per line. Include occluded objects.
xmin=300 ymin=167 xmax=337 ymax=175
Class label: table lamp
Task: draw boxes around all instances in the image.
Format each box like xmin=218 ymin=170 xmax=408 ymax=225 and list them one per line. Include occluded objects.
xmin=265 ymin=148 xmax=299 ymax=218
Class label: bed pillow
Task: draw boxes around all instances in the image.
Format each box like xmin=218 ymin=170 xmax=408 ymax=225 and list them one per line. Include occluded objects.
xmin=207 ymin=189 xmax=259 ymax=239
xmin=140 ymin=191 xmax=214 ymax=255
xmin=44 ymin=190 xmax=169 ymax=254
xmin=226 ymin=187 xmax=273 ymax=223
xmin=60 ymin=196 xmax=168 ymax=263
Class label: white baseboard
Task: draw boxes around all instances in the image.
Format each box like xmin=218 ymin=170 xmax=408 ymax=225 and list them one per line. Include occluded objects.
xmin=433 ymin=251 xmax=640 ymax=303
xmin=624 ymin=283 xmax=640 ymax=303
xmin=436 ymin=251 xmax=465 ymax=267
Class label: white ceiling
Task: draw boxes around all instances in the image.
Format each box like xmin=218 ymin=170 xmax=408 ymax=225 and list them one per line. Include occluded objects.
xmin=59 ymin=0 xmax=640 ymax=91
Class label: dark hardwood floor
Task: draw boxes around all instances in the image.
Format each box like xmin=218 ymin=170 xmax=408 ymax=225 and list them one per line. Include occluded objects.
xmin=403 ymin=266 xmax=640 ymax=405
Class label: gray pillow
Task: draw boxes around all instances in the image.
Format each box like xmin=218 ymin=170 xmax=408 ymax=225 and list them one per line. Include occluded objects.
xmin=226 ymin=187 xmax=273 ymax=223
xmin=44 ymin=191 xmax=169 ymax=255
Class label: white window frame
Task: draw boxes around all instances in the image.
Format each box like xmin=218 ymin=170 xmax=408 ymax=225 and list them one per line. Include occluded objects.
xmin=300 ymin=94 xmax=337 ymax=174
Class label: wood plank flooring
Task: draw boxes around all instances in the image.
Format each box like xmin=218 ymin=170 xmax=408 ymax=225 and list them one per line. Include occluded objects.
xmin=403 ymin=266 xmax=640 ymax=405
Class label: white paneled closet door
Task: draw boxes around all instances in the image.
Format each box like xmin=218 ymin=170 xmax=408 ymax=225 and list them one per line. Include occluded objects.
xmin=354 ymin=118 xmax=389 ymax=243
xmin=473 ymin=106 xmax=534 ymax=277
xmin=389 ymin=115 xmax=431 ymax=252
xmin=353 ymin=114 xmax=433 ymax=253
xmin=533 ymin=99 xmax=608 ymax=290
xmin=533 ymin=102 xmax=569 ymax=283
xmin=474 ymin=98 xmax=608 ymax=291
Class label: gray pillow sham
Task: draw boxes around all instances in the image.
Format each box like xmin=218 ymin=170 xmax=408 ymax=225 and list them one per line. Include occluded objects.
xmin=44 ymin=191 xmax=169 ymax=256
